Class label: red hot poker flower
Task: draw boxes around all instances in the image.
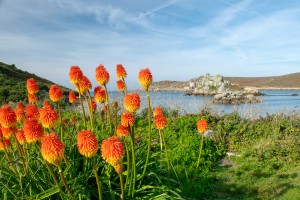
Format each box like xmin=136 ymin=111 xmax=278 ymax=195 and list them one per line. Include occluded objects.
xmin=116 ymin=64 xmax=127 ymax=79
xmin=40 ymin=132 xmax=64 ymax=166
xmin=101 ymin=136 xmax=124 ymax=174
xmin=0 ymin=139 xmax=11 ymax=151
xmin=39 ymin=106 xmax=58 ymax=129
xmin=23 ymin=118 xmax=44 ymax=143
xmin=69 ymin=91 xmax=77 ymax=103
xmin=49 ymin=84 xmax=63 ymax=102
xmin=138 ymin=68 xmax=153 ymax=91
xmin=154 ymin=114 xmax=167 ymax=130
xmin=28 ymin=93 xmax=38 ymax=104
xmin=153 ymin=106 xmax=164 ymax=117
xmin=25 ymin=104 xmax=39 ymax=120
xmin=116 ymin=80 xmax=126 ymax=91
xmin=124 ymin=93 xmax=141 ymax=113
xmin=116 ymin=125 xmax=129 ymax=137
xmin=26 ymin=78 xmax=39 ymax=94
xmin=197 ymin=119 xmax=208 ymax=134
xmin=0 ymin=105 xmax=17 ymax=128
xmin=121 ymin=112 xmax=134 ymax=127
xmin=95 ymin=64 xmax=110 ymax=85
xmin=94 ymin=86 xmax=106 ymax=103
xmin=77 ymin=130 xmax=98 ymax=158
xmin=16 ymin=129 xmax=26 ymax=145
xmin=69 ymin=66 xmax=83 ymax=85
xmin=76 ymin=75 xmax=92 ymax=95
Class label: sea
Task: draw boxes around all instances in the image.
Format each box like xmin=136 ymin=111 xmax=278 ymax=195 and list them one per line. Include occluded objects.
xmin=105 ymin=90 xmax=300 ymax=119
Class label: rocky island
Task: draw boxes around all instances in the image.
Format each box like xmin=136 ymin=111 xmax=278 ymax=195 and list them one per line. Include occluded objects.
xmin=150 ymin=73 xmax=263 ymax=104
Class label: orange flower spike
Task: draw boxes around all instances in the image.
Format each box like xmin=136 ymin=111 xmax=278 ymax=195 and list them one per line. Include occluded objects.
xmin=94 ymin=86 xmax=106 ymax=103
xmin=116 ymin=80 xmax=126 ymax=91
xmin=101 ymin=136 xmax=124 ymax=174
xmin=0 ymin=139 xmax=11 ymax=151
xmin=138 ymin=68 xmax=153 ymax=91
xmin=121 ymin=112 xmax=134 ymax=127
xmin=116 ymin=125 xmax=129 ymax=137
xmin=77 ymin=130 xmax=98 ymax=158
xmin=153 ymin=106 xmax=164 ymax=117
xmin=68 ymin=91 xmax=77 ymax=103
xmin=39 ymin=106 xmax=59 ymax=129
xmin=154 ymin=114 xmax=167 ymax=130
xmin=1 ymin=126 xmax=17 ymax=139
xmin=116 ymin=64 xmax=127 ymax=79
xmin=76 ymin=75 xmax=92 ymax=95
xmin=49 ymin=84 xmax=63 ymax=102
xmin=28 ymin=93 xmax=38 ymax=104
xmin=0 ymin=105 xmax=17 ymax=128
xmin=197 ymin=119 xmax=208 ymax=134
xmin=95 ymin=64 xmax=110 ymax=85
xmin=17 ymin=102 xmax=25 ymax=110
xmin=91 ymin=100 xmax=97 ymax=113
xmin=16 ymin=129 xmax=26 ymax=145
xmin=25 ymin=104 xmax=39 ymax=120
xmin=14 ymin=107 xmax=25 ymax=123
xmin=23 ymin=118 xmax=44 ymax=143
xmin=124 ymin=93 xmax=141 ymax=113
xmin=26 ymin=78 xmax=39 ymax=94
xmin=40 ymin=132 xmax=64 ymax=166
xmin=69 ymin=66 xmax=83 ymax=85
xmin=43 ymin=100 xmax=52 ymax=108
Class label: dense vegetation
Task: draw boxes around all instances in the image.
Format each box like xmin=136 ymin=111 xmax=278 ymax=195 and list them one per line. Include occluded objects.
xmin=0 ymin=64 xmax=300 ymax=200
xmin=0 ymin=62 xmax=70 ymax=103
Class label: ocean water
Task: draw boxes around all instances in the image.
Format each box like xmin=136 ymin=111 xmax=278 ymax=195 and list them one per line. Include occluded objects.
xmin=107 ymin=90 xmax=300 ymax=118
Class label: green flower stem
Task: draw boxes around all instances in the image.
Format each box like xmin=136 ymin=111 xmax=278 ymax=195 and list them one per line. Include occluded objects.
xmin=92 ymin=158 xmax=102 ymax=200
xmin=87 ymin=91 xmax=94 ymax=130
xmin=128 ymin=126 xmax=136 ymax=198
xmin=58 ymin=165 xmax=75 ymax=199
xmin=119 ymin=173 xmax=125 ymax=200
xmin=77 ymin=85 xmax=87 ymax=129
xmin=1 ymin=139 xmax=17 ymax=173
xmin=104 ymin=84 xmax=112 ymax=134
xmin=122 ymin=77 xmax=128 ymax=95
xmin=44 ymin=161 xmax=64 ymax=200
xmin=161 ymin=130 xmax=171 ymax=182
xmin=11 ymin=128 xmax=27 ymax=173
xmin=56 ymin=102 xmax=63 ymax=141
xmin=196 ymin=133 xmax=205 ymax=171
xmin=140 ymin=90 xmax=151 ymax=184
xmin=84 ymin=94 xmax=93 ymax=130
xmin=124 ymin=138 xmax=130 ymax=191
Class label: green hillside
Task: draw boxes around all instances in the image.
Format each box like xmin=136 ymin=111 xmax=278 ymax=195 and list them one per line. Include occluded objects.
xmin=0 ymin=61 xmax=70 ymax=104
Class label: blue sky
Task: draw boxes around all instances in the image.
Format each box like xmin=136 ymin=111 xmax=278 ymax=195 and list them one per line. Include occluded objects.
xmin=0 ymin=0 xmax=300 ymax=90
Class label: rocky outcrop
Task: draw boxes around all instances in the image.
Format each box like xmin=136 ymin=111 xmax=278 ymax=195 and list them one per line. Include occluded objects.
xmin=190 ymin=74 xmax=233 ymax=95
xmin=213 ymin=91 xmax=262 ymax=104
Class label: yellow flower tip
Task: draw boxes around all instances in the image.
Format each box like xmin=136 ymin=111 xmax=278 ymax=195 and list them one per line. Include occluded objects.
xmin=77 ymin=130 xmax=98 ymax=158
xmin=116 ymin=64 xmax=127 ymax=79
xmin=0 ymin=104 xmax=17 ymax=128
xmin=41 ymin=132 xmax=64 ymax=166
xmin=154 ymin=114 xmax=167 ymax=130
xmin=49 ymin=84 xmax=63 ymax=102
xmin=124 ymin=93 xmax=141 ymax=113
xmin=95 ymin=64 xmax=110 ymax=85
xmin=138 ymin=68 xmax=153 ymax=91
xmin=197 ymin=119 xmax=208 ymax=134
